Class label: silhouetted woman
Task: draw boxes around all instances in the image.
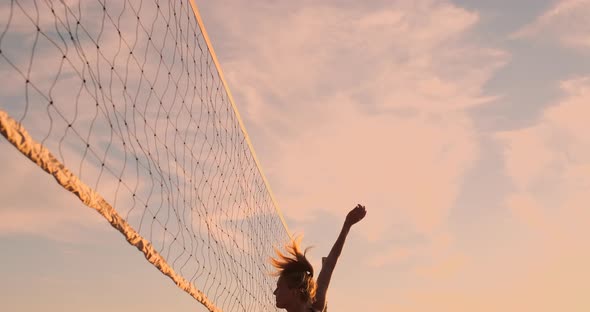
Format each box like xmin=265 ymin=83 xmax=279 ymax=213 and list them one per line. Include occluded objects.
xmin=271 ymin=204 xmax=367 ymax=312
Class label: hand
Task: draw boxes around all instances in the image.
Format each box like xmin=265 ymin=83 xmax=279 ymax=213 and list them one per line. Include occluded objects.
xmin=344 ymin=204 xmax=367 ymax=227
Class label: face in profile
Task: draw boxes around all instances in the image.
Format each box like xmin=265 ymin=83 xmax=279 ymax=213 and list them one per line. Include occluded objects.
xmin=273 ymin=276 xmax=296 ymax=309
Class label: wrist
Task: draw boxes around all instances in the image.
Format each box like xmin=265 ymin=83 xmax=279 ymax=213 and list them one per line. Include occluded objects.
xmin=342 ymin=222 xmax=352 ymax=231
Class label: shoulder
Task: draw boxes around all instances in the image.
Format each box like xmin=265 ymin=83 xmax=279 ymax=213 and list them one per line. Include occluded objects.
xmin=309 ymin=302 xmax=327 ymax=312
xmin=310 ymin=302 xmax=328 ymax=312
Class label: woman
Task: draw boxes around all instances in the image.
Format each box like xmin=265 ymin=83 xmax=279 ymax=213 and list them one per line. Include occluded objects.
xmin=271 ymin=204 xmax=367 ymax=312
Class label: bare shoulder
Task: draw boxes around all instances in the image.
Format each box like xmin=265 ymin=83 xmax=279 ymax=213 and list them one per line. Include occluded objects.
xmin=309 ymin=305 xmax=326 ymax=312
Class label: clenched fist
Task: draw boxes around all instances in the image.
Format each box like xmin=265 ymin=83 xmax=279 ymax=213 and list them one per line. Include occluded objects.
xmin=344 ymin=204 xmax=367 ymax=228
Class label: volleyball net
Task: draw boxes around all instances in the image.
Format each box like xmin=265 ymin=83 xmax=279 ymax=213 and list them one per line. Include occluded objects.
xmin=0 ymin=1 xmax=290 ymax=311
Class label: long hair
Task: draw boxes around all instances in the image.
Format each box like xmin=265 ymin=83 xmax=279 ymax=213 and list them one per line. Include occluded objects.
xmin=270 ymin=236 xmax=317 ymax=303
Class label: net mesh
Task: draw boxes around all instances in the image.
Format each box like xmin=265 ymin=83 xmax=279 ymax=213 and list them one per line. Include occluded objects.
xmin=0 ymin=1 xmax=290 ymax=311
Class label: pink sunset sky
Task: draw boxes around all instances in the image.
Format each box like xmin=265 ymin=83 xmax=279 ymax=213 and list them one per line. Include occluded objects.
xmin=1 ymin=0 xmax=589 ymax=311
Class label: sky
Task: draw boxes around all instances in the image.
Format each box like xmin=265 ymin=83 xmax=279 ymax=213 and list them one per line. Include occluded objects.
xmin=1 ymin=0 xmax=590 ymax=311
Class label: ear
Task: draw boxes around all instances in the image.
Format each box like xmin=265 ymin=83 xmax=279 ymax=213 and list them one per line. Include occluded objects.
xmin=289 ymin=286 xmax=301 ymax=299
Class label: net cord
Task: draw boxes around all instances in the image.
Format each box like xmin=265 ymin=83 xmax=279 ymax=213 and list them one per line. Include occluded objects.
xmin=187 ymin=0 xmax=292 ymax=239
xmin=0 ymin=109 xmax=223 ymax=312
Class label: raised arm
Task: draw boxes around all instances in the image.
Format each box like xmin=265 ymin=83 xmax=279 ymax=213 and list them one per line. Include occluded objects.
xmin=313 ymin=204 xmax=367 ymax=311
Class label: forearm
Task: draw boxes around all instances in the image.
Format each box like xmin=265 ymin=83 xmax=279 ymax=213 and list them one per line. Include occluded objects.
xmin=325 ymin=223 xmax=351 ymax=265
xmin=313 ymin=204 xmax=366 ymax=311
xmin=314 ymin=222 xmax=352 ymax=309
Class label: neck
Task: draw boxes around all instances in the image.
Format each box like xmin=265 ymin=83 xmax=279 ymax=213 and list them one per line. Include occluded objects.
xmin=285 ymin=301 xmax=308 ymax=312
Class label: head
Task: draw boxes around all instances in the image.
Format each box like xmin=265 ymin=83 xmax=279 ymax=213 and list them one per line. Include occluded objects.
xmin=271 ymin=237 xmax=316 ymax=310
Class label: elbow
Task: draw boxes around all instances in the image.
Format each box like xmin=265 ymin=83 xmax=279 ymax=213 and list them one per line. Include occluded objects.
xmin=323 ymin=256 xmax=338 ymax=268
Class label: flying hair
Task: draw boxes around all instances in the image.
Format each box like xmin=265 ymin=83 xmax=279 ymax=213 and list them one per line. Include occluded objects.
xmin=270 ymin=236 xmax=317 ymax=303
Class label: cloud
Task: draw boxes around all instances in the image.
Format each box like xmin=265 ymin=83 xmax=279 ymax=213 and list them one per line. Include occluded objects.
xmin=0 ymin=0 xmax=283 ymax=252
xmin=0 ymin=139 xmax=106 ymax=243
xmin=511 ymin=0 xmax=590 ymax=49
xmin=490 ymin=76 xmax=590 ymax=311
xmin=367 ymin=246 xmax=413 ymax=268
xmin=496 ymin=76 xmax=590 ymax=237
xmin=203 ymin=0 xmax=507 ymax=267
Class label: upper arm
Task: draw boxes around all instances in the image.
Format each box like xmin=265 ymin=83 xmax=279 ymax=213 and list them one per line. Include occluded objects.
xmin=310 ymin=303 xmax=327 ymax=312
xmin=313 ymin=256 xmax=336 ymax=311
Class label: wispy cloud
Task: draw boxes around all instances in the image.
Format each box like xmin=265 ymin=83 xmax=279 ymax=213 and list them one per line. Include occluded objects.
xmin=367 ymin=246 xmax=413 ymax=268
xmin=0 ymin=140 xmax=106 ymax=242
xmin=496 ymin=76 xmax=590 ymax=238
xmin=204 ymin=0 xmax=507 ymax=268
xmin=489 ymin=75 xmax=590 ymax=311
xmin=511 ymin=0 xmax=590 ymax=49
